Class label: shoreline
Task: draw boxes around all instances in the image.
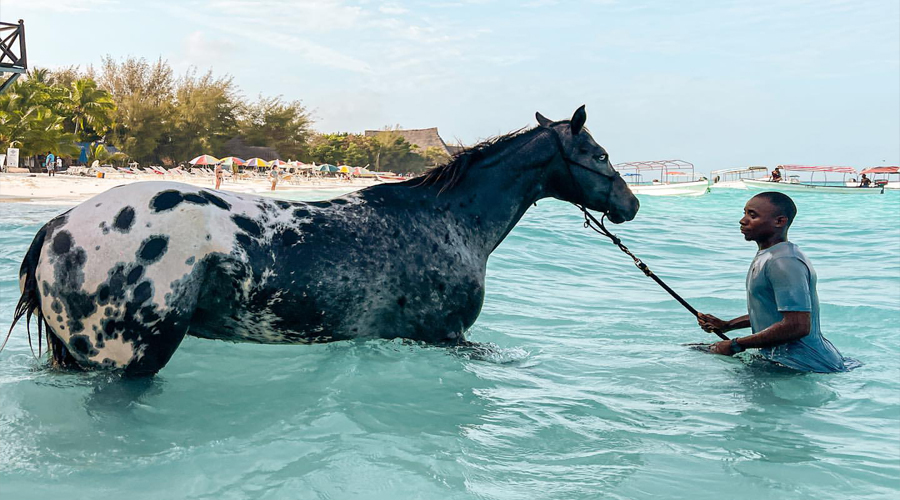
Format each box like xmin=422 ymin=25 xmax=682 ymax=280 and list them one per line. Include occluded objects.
xmin=0 ymin=172 xmax=379 ymax=205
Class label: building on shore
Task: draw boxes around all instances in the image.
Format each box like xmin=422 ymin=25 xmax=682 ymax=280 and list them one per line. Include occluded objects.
xmin=364 ymin=127 xmax=463 ymax=157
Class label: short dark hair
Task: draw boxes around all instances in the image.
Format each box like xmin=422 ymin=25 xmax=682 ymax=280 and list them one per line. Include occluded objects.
xmin=753 ymin=192 xmax=797 ymax=226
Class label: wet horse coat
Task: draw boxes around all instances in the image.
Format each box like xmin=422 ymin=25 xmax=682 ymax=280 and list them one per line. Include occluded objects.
xmin=8 ymin=107 xmax=639 ymax=375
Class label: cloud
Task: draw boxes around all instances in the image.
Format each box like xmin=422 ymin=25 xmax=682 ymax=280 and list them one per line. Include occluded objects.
xmin=5 ymin=0 xmax=118 ymax=13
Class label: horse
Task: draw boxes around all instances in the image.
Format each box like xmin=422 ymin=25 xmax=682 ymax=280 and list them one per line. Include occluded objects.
xmin=5 ymin=106 xmax=639 ymax=376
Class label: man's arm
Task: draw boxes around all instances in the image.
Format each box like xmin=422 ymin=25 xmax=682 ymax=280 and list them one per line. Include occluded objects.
xmin=709 ymin=311 xmax=810 ymax=355
xmin=697 ymin=313 xmax=750 ymax=334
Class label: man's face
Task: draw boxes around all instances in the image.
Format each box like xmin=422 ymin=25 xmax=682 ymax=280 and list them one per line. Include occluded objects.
xmin=739 ymin=196 xmax=785 ymax=241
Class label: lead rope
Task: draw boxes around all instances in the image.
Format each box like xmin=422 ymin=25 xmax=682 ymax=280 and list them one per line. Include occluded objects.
xmin=577 ymin=205 xmax=730 ymax=341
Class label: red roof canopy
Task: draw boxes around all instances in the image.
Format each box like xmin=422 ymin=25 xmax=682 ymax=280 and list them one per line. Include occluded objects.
xmin=861 ymin=166 xmax=899 ymax=174
xmin=777 ymin=164 xmax=857 ymax=174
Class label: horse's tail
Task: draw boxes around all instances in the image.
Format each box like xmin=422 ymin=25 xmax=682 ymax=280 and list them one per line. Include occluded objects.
xmin=1 ymin=222 xmax=63 ymax=364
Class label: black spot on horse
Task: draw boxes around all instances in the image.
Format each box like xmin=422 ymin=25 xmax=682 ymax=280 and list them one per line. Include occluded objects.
xmin=150 ymin=190 xmax=184 ymax=212
xmin=113 ymin=206 xmax=136 ymax=232
xmin=332 ymin=199 xmax=348 ymax=205
xmin=133 ymin=281 xmax=152 ymax=304
xmin=293 ymin=208 xmax=310 ymax=219
xmin=308 ymin=201 xmax=330 ymax=208
xmin=52 ymin=231 xmax=72 ymax=255
xmin=69 ymin=335 xmax=97 ymax=357
xmin=185 ymin=256 xmax=195 ymax=265
xmin=276 ymin=201 xmax=291 ymax=210
xmin=397 ymin=296 xmax=407 ymax=307
xmin=183 ymin=193 xmax=209 ymax=205
xmin=231 ymin=215 xmax=262 ymax=237
xmin=126 ymin=265 xmax=144 ymax=285
xmin=275 ymin=228 xmax=300 ymax=247
xmin=137 ymin=236 xmax=169 ymax=264
xmin=200 ymin=190 xmax=231 ymax=210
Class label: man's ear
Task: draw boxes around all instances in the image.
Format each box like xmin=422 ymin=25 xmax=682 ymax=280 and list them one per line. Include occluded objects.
xmin=535 ymin=112 xmax=552 ymax=128
xmin=774 ymin=215 xmax=789 ymax=228
xmin=570 ymin=105 xmax=586 ymax=135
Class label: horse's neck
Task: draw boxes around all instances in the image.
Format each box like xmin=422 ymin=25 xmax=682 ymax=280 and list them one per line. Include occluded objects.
xmin=437 ymin=131 xmax=556 ymax=257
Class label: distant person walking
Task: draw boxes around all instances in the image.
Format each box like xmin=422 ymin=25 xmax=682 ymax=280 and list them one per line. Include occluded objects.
xmin=45 ymin=152 xmax=56 ymax=177
xmin=56 ymin=156 xmax=63 ymax=174
xmin=269 ymin=166 xmax=280 ymax=191
xmin=215 ymin=163 xmax=224 ymax=190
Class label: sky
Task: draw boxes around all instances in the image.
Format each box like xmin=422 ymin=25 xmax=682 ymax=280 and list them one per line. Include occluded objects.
xmin=5 ymin=0 xmax=899 ymax=173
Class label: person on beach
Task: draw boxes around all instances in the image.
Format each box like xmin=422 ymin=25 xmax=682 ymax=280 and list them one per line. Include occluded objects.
xmin=45 ymin=152 xmax=56 ymax=176
xmin=215 ymin=163 xmax=224 ymax=190
xmin=770 ymin=167 xmax=782 ymax=182
xmin=56 ymin=156 xmax=63 ymax=174
xmin=697 ymin=192 xmax=852 ymax=372
xmin=269 ymin=166 xmax=280 ymax=191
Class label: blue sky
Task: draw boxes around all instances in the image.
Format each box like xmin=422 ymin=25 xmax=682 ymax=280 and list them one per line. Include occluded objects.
xmin=8 ymin=0 xmax=900 ymax=173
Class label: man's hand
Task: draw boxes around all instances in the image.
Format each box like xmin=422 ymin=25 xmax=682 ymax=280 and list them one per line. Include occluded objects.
xmin=709 ymin=340 xmax=735 ymax=356
xmin=698 ymin=313 xmax=728 ymax=335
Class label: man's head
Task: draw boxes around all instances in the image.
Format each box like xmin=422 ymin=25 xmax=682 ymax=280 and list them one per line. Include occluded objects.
xmin=740 ymin=192 xmax=797 ymax=243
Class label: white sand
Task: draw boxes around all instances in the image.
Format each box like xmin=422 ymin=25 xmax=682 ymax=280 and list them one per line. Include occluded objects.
xmin=0 ymin=172 xmax=379 ymax=205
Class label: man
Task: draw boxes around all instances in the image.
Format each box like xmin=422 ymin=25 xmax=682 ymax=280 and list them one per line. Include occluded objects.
xmin=45 ymin=151 xmax=56 ymax=177
xmin=858 ymin=173 xmax=872 ymax=188
xmin=697 ymin=192 xmax=850 ymax=372
xmin=770 ymin=166 xmax=782 ymax=182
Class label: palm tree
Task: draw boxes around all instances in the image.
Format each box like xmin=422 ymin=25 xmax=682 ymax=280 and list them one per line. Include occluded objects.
xmin=86 ymin=142 xmax=127 ymax=166
xmin=68 ymin=79 xmax=116 ymax=141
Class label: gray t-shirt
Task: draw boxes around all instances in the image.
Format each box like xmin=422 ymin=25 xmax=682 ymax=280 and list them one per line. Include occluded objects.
xmin=746 ymin=241 xmax=848 ymax=372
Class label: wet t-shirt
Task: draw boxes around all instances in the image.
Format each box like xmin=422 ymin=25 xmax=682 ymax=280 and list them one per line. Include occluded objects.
xmin=746 ymin=241 xmax=848 ymax=372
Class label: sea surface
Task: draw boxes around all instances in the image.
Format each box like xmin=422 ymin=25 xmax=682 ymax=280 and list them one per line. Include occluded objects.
xmin=1 ymin=187 xmax=898 ymax=499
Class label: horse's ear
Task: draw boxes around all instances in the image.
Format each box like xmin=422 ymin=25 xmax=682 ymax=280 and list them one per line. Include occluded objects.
xmin=535 ymin=112 xmax=552 ymax=128
xmin=570 ymin=105 xmax=586 ymax=135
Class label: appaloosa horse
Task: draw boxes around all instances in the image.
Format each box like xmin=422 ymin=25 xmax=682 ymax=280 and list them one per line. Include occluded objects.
xmin=6 ymin=106 xmax=638 ymax=375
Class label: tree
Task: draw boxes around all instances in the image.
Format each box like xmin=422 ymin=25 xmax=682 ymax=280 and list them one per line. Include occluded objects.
xmin=239 ymin=95 xmax=313 ymax=159
xmin=67 ymin=78 xmax=116 ymax=142
xmin=86 ymin=142 xmax=127 ymax=166
xmin=162 ymin=69 xmax=239 ymax=165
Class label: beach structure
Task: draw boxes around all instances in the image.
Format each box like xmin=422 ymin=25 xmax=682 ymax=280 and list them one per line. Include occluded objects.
xmin=710 ymin=166 xmax=769 ymax=189
xmin=364 ymin=127 xmax=454 ymax=156
xmin=614 ymin=160 xmax=709 ymax=196
xmin=743 ymin=165 xmax=884 ymax=194
xmin=0 ymin=20 xmax=26 ymax=93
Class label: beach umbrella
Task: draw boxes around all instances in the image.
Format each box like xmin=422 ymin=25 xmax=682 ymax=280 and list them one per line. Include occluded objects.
xmin=338 ymin=165 xmax=352 ymax=173
xmin=269 ymin=159 xmax=287 ymax=167
xmin=352 ymin=167 xmax=371 ymax=175
xmin=245 ymin=158 xmax=269 ymax=168
xmin=318 ymin=164 xmax=338 ymax=172
xmin=218 ymin=156 xmax=245 ymax=167
xmin=189 ymin=154 xmax=219 ymax=166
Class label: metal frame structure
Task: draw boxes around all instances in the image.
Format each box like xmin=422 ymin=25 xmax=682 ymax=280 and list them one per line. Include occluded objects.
xmin=0 ymin=20 xmax=26 ymax=94
xmin=613 ymin=159 xmax=698 ymax=184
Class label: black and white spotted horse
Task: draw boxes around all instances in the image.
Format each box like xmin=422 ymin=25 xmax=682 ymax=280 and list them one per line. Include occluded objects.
xmin=5 ymin=107 xmax=639 ymax=375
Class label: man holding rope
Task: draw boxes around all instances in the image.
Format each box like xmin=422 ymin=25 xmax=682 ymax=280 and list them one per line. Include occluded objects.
xmin=697 ymin=192 xmax=852 ymax=372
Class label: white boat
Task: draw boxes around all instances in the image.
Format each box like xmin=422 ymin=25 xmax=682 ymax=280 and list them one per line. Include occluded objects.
xmin=744 ymin=179 xmax=884 ymax=194
xmin=629 ymin=179 xmax=710 ymax=196
xmin=615 ymin=159 xmax=709 ymax=197
xmin=710 ymin=166 xmax=769 ymax=189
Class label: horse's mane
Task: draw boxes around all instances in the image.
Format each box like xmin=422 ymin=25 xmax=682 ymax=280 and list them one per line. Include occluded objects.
xmin=412 ymin=126 xmax=541 ymax=191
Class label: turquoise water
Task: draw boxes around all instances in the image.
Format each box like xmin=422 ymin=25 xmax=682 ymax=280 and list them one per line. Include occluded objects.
xmin=1 ymin=189 xmax=898 ymax=499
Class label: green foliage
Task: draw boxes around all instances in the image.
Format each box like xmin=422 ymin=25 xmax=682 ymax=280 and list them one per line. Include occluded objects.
xmin=86 ymin=142 xmax=127 ymax=166
xmin=239 ymin=96 xmax=312 ymax=160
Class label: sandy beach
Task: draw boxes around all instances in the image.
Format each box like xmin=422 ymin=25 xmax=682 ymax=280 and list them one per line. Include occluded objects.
xmin=0 ymin=172 xmax=379 ymax=204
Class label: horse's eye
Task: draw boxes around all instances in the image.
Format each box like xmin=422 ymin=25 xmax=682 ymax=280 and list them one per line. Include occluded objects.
xmin=594 ymin=154 xmax=607 ymax=162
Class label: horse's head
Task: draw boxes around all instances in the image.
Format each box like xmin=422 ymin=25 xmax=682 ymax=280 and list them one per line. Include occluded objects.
xmin=538 ymin=106 xmax=639 ymax=223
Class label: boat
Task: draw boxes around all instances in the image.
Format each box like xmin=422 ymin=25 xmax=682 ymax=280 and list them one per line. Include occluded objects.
xmin=743 ymin=165 xmax=884 ymax=194
xmin=615 ymin=160 xmax=709 ymax=196
xmin=375 ymin=172 xmax=405 ymax=183
xmin=710 ymin=166 xmax=769 ymax=189
xmin=847 ymin=166 xmax=899 ymax=190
